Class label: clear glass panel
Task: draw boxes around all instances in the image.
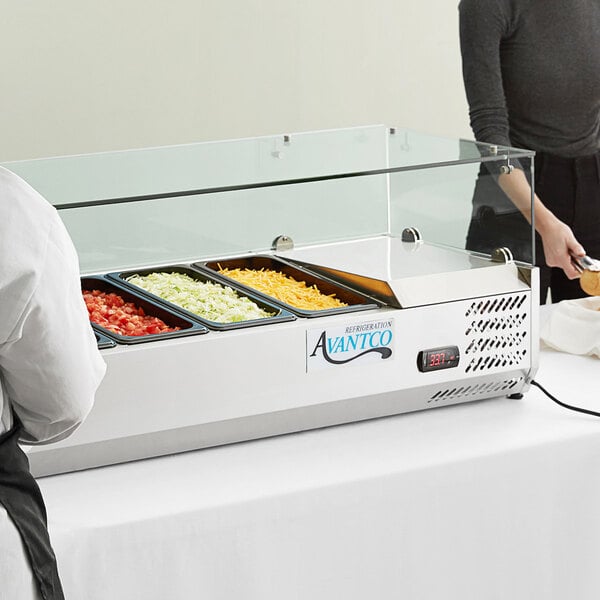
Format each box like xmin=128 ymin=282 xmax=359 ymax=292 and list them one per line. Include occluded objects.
xmin=59 ymin=175 xmax=389 ymax=274
xmin=389 ymin=137 xmax=535 ymax=266
xmin=2 ymin=125 xmax=535 ymax=274
xmin=3 ymin=125 xmax=389 ymax=207
xmin=387 ymin=128 xmax=528 ymax=166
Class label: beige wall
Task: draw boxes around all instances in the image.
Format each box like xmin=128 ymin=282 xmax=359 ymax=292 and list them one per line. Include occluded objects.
xmin=0 ymin=1 xmax=470 ymax=161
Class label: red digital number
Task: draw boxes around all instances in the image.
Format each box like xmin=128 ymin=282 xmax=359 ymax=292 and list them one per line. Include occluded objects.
xmin=428 ymin=352 xmax=446 ymax=368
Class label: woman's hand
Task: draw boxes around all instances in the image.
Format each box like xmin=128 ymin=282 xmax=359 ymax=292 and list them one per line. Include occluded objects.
xmin=537 ymin=213 xmax=585 ymax=279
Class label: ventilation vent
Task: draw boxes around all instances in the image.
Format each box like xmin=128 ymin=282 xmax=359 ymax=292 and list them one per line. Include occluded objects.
xmin=465 ymin=331 xmax=527 ymax=354
xmin=464 ymin=293 xmax=529 ymax=373
xmin=428 ymin=377 xmax=524 ymax=403
xmin=465 ymin=313 xmax=527 ymax=335
xmin=465 ymin=294 xmax=527 ymax=318
xmin=465 ymin=350 xmax=527 ymax=372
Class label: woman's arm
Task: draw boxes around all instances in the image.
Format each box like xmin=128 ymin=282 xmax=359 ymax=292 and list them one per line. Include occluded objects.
xmin=498 ymin=170 xmax=584 ymax=278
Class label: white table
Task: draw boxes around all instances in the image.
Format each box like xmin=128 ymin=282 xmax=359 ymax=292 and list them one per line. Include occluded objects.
xmin=31 ymin=345 xmax=600 ymax=600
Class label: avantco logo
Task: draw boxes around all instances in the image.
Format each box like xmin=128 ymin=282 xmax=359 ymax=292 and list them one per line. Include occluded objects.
xmin=306 ymin=318 xmax=394 ymax=371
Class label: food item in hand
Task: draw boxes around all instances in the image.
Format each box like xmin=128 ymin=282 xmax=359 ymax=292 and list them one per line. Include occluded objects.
xmin=579 ymin=269 xmax=600 ymax=296
xmin=125 ymin=271 xmax=273 ymax=323
xmin=217 ymin=266 xmax=348 ymax=310
xmin=83 ymin=289 xmax=180 ymax=336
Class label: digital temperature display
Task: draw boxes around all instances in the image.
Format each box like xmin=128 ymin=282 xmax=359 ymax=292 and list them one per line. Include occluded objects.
xmin=417 ymin=346 xmax=460 ymax=372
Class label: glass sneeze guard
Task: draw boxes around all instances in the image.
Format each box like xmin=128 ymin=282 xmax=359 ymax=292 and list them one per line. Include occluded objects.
xmin=1 ymin=125 xmax=535 ymax=275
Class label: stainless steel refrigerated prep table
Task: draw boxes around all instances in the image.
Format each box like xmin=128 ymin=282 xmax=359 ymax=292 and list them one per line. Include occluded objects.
xmin=2 ymin=125 xmax=539 ymax=476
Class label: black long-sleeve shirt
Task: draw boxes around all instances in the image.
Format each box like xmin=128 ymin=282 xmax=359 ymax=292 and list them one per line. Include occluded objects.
xmin=459 ymin=0 xmax=600 ymax=157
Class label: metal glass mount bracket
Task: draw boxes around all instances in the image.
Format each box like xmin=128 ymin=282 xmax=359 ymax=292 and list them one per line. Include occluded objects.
xmin=488 ymin=145 xmax=514 ymax=173
xmin=401 ymin=227 xmax=422 ymax=243
xmin=272 ymin=235 xmax=294 ymax=251
xmin=271 ymin=135 xmax=291 ymax=159
xmin=491 ymin=247 xmax=514 ymax=264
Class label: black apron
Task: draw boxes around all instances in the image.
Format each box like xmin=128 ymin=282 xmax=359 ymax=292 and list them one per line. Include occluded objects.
xmin=0 ymin=415 xmax=65 ymax=600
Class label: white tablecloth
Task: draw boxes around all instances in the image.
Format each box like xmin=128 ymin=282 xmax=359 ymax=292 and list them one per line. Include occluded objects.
xmin=31 ymin=345 xmax=600 ymax=600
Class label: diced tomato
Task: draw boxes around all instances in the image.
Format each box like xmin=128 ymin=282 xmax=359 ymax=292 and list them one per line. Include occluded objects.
xmin=82 ymin=289 xmax=180 ymax=337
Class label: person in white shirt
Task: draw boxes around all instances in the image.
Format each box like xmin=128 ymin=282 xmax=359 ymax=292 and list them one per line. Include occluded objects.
xmin=0 ymin=166 xmax=106 ymax=600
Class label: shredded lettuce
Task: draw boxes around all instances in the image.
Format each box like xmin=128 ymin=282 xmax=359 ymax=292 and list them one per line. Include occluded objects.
xmin=126 ymin=272 xmax=274 ymax=323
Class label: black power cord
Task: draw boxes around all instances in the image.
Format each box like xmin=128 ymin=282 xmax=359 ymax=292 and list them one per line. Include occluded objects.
xmin=530 ymin=379 xmax=600 ymax=418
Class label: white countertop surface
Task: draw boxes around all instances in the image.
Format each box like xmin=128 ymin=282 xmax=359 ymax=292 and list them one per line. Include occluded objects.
xmin=27 ymin=338 xmax=600 ymax=600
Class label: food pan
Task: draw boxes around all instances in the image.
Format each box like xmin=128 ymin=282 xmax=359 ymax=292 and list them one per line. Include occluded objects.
xmin=107 ymin=266 xmax=295 ymax=331
xmin=82 ymin=276 xmax=209 ymax=344
xmin=94 ymin=330 xmax=116 ymax=349
xmin=193 ymin=255 xmax=379 ymax=318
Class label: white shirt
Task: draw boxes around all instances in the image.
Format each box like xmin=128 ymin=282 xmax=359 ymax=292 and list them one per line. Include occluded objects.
xmin=0 ymin=166 xmax=106 ymax=444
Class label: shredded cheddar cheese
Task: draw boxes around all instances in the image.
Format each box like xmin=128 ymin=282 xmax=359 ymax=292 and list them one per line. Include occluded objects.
xmin=218 ymin=267 xmax=348 ymax=310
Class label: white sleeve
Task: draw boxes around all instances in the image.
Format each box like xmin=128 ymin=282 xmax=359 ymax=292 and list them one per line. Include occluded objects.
xmin=0 ymin=217 xmax=106 ymax=444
